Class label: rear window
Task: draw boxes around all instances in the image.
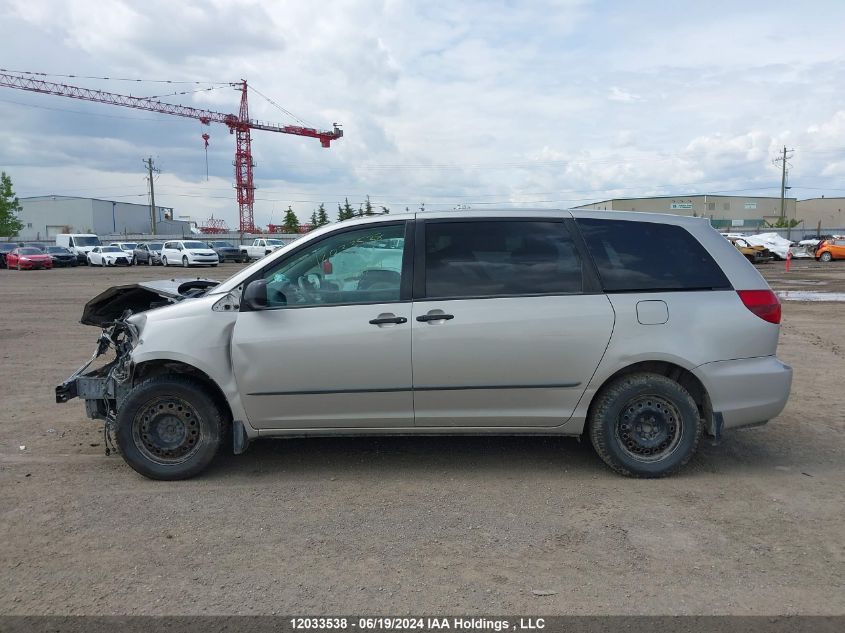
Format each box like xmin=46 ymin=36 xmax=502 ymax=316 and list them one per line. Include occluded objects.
xmin=577 ymin=218 xmax=730 ymax=292
xmin=424 ymin=220 xmax=583 ymax=299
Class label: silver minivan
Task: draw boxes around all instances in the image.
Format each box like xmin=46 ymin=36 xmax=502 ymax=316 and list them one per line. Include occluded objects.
xmin=57 ymin=210 xmax=792 ymax=479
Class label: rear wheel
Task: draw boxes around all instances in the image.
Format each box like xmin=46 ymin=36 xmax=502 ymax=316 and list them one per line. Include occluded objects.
xmin=182 ymin=255 xmax=189 ymax=267
xmin=115 ymin=376 xmax=225 ymax=480
xmin=588 ymin=372 xmax=702 ymax=478
xmin=820 ymin=251 xmax=833 ymax=262
xmin=162 ymin=256 xmax=168 ymax=266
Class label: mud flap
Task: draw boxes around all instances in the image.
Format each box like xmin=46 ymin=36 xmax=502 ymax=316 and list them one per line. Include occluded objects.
xmin=233 ymin=420 xmax=250 ymax=455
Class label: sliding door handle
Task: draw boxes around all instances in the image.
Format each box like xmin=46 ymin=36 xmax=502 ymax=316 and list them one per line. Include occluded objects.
xmin=416 ymin=313 xmax=454 ymax=322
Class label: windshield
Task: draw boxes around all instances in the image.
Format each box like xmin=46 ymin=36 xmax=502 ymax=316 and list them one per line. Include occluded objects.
xmin=210 ymin=241 xmax=234 ymax=248
xmin=102 ymin=246 xmax=122 ymax=253
xmin=148 ymin=243 xmax=163 ymax=250
xmin=47 ymin=246 xmax=70 ymax=253
xmin=183 ymin=241 xmax=208 ymax=249
xmin=74 ymin=236 xmax=101 ymax=246
xmin=19 ymin=248 xmax=42 ymax=255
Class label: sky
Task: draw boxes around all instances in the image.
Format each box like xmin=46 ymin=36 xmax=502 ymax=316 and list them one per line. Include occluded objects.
xmin=1 ymin=0 xmax=845 ymax=229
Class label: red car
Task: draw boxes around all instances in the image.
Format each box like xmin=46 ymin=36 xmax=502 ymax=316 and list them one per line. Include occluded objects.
xmin=6 ymin=247 xmax=53 ymax=270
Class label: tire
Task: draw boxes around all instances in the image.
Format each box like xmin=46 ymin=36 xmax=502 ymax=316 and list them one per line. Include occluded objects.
xmin=588 ymin=372 xmax=702 ymax=478
xmin=131 ymin=256 xmax=137 ymax=266
xmin=162 ymin=256 xmax=168 ymax=267
xmin=17 ymin=262 xmax=22 ymax=271
xmin=182 ymin=255 xmax=189 ymax=268
xmin=115 ymin=376 xmax=225 ymax=480
xmin=820 ymin=251 xmax=833 ymax=262
xmin=147 ymin=257 xmax=153 ymax=266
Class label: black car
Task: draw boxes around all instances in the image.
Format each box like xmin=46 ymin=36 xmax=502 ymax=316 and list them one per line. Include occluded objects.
xmin=25 ymin=243 xmax=48 ymax=251
xmin=206 ymin=240 xmax=246 ymax=263
xmin=44 ymin=246 xmax=78 ymax=267
xmin=0 ymin=242 xmax=18 ymax=268
xmin=133 ymin=242 xmax=164 ymax=265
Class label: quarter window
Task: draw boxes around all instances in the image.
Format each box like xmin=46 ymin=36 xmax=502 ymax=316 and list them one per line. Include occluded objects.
xmin=577 ymin=218 xmax=731 ymax=292
xmin=262 ymin=223 xmax=406 ymax=307
xmin=423 ymin=220 xmax=583 ymax=299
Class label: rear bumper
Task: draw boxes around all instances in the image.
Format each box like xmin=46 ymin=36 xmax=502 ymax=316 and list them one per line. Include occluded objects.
xmin=693 ymin=356 xmax=792 ymax=430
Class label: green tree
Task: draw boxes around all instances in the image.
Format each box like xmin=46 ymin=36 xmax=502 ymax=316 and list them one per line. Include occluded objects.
xmin=363 ymin=195 xmax=375 ymax=215
xmin=316 ymin=203 xmax=330 ymax=226
xmin=0 ymin=172 xmax=24 ymax=237
xmin=282 ymin=205 xmax=300 ymax=233
xmin=338 ymin=197 xmax=356 ymax=221
xmin=380 ymin=205 xmax=390 ymax=214
xmin=309 ymin=210 xmax=318 ymax=229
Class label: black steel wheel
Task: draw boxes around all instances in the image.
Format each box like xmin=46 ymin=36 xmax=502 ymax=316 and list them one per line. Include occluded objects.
xmin=615 ymin=394 xmax=683 ymax=463
xmin=116 ymin=376 xmax=226 ymax=480
xmin=588 ymin=372 xmax=701 ymax=477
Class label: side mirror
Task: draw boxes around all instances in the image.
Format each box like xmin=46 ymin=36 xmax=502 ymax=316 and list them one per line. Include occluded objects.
xmin=242 ymin=280 xmax=269 ymax=311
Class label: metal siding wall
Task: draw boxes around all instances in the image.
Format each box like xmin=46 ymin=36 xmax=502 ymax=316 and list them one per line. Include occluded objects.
xmin=17 ymin=198 xmax=95 ymax=241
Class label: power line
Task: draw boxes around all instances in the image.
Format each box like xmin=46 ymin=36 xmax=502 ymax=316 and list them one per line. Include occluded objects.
xmin=0 ymin=68 xmax=229 ymax=85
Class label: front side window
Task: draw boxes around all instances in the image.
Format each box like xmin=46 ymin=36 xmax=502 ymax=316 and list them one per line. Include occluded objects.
xmin=423 ymin=220 xmax=583 ymax=299
xmin=261 ymin=223 xmax=406 ymax=307
xmin=577 ymin=218 xmax=731 ymax=292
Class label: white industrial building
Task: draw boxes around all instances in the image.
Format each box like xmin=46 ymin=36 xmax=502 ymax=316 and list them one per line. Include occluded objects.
xmin=16 ymin=195 xmax=191 ymax=241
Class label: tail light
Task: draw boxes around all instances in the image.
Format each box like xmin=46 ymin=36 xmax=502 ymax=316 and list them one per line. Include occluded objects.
xmin=737 ymin=289 xmax=781 ymax=324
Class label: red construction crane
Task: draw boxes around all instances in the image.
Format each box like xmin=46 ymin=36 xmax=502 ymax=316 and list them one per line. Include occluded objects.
xmin=0 ymin=71 xmax=343 ymax=232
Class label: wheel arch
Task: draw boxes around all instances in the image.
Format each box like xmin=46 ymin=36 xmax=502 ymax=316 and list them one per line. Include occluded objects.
xmin=585 ymin=360 xmax=716 ymax=438
xmin=132 ymin=359 xmax=233 ymax=424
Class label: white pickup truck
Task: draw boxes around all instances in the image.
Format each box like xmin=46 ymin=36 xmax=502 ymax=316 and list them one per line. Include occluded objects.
xmin=240 ymin=238 xmax=286 ymax=260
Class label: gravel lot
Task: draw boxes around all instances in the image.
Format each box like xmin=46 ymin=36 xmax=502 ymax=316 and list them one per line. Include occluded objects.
xmin=1 ymin=259 xmax=843 ymax=615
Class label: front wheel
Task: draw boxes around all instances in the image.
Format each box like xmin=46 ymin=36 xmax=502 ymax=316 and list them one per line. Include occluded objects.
xmin=820 ymin=251 xmax=833 ymax=262
xmin=182 ymin=255 xmax=189 ymax=268
xmin=115 ymin=376 xmax=226 ymax=480
xmin=147 ymin=257 xmax=153 ymax=266
xmin=162 ymin=256 xmax=168 ymax=267
xmin=588 ymin=372 xmax=701 ymax=478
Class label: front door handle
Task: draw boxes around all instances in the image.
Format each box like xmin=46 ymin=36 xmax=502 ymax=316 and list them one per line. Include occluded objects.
xmin=369 ymin=315 xmax=408 ymax=325
xmin=416 ymin=313 xmax=454 ymax=322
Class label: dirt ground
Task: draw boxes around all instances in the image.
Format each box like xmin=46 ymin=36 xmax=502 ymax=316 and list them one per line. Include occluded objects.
xmin=1 ymin=259 xmax=843 ymax=615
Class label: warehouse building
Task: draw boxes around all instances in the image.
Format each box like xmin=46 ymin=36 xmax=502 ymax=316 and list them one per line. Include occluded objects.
xmin=573 ymin=194 xmax=797 ymax=230
xmin=16 ymin=195 xmax=190 ymax=241
xmin=796 ymin=197 xmax=845 ymax=229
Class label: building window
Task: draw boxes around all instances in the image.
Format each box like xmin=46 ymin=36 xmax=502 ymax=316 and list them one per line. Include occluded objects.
xmin=26 ymin=223 xmax=32 ymax=228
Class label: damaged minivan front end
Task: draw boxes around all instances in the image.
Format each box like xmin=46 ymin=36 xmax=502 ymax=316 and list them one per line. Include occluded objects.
xmin=55 ymin=279 xmax=220 ymax=425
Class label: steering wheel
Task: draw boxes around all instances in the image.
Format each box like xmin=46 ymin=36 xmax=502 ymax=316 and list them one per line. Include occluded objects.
xmin=297 ymin=274 xmax=321 ymax=303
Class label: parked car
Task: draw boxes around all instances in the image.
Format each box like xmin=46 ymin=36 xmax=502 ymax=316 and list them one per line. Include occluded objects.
xmin=133 ymin=242 xmax=164 ymax=266
xmin=44 ymin=246 xmax=78 ymax=267
xmin=25 ymin=242 xmax=48 ymax=251
xmin=88 ymin=246 xmax=131 ymax=267
xmin=161 ymin=240 xmax=219 ymax=267
xmin=241 ymin=238 xmax=285 ymax=260
xmin=0 ymin=242 xmax=18 ymax=268
xmin=110 ymin=242 xmax=138 ymax=264
xmin=56 ymin=234 xmax=102 ymax=264
xmin=727 ymin=236 xmax=772 ymax=263
xmin=816 ymin=238 xmax=845 ymax=262
xmin=206 ymin=240 xmax=246 ymax=263
xmin=6 ymin=247 xmax=53 ymax=270
xmin=57 ymin=210 xmax=792 ymax=481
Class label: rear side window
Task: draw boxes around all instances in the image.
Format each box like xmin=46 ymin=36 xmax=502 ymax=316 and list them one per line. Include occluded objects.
xmin=577 ymin=219 xmax=730 ymax=292
xmin=424 ymin=220 xmax=583 ymax=299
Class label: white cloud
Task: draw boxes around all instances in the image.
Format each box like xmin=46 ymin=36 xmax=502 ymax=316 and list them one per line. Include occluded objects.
xmin=1 ymin=0 xmax=845 ymax=227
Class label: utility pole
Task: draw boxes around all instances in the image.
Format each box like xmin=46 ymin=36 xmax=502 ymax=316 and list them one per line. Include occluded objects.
xmin=143 ymin=157 xmax=159 ymax=235
xmin=773 ymin=146 xmax=794 ymax=222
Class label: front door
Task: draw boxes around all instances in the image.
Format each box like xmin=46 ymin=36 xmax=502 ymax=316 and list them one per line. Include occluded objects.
xmin=411 ymin=218 xmax=615 ymax=427
xmin=231 ymin=221 xmax=413 ymax=429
